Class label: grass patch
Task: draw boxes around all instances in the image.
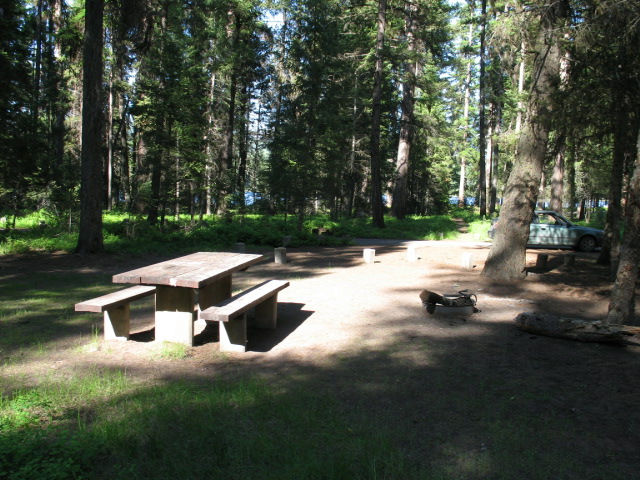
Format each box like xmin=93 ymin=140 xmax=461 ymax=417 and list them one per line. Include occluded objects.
xmin=152 ymin=341 xmax=191 ymax=360
xmin=466 ymin=218 xmax=492 ymax=241
xmin=0 ymin=372 xmax=405 ymax=479
xmin=1 ymin=209 xmax=486 ymax=255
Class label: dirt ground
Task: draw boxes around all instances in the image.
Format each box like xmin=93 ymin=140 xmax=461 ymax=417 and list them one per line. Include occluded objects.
xmin=2 ymin=239 xmax=640 ymax=475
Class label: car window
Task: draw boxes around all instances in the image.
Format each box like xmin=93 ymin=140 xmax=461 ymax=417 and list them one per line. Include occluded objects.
xmin=535 ymin=213 xmax=564 ymax=225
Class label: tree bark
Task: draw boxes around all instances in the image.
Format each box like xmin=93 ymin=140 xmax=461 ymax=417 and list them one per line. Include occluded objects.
xmin=76 ymin=0 xmax=105 ymax=254
xmin=598 ymin=94 xmax=631 ymax=270
xmin=481 ymin=0 xmax=568 ymax=281
xmin=606 ymin=127 xmax=640 ymax=326
xmin=549 ymin=139 xmax=565 ymax=214
xmin=391 ymin=0 xmax=418 ymax=220
xmin=477 ymin=0 xmax=487 ymax=217
xmin=458 ymin=17 xmax=474 ymax=208
xmin=370 ymin=0 xmax=387 ymax=229
xmin=515 ymin=312 xmax=640 ymax=345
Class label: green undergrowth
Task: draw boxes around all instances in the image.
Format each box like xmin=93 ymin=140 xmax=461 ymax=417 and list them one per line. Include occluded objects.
xmin=0 ymin=209 xmax=484 ymax=255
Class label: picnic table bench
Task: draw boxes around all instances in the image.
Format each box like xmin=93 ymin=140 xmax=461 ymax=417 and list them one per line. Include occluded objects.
xmin=75 ymin=285 xmax=156 ymax=340
xmin=201 ymin=279 xmax=289 ymax=352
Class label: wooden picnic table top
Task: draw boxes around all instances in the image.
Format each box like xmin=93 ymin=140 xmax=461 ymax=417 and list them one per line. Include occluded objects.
xmin=112 ymin=252 xmax=265 ymax=289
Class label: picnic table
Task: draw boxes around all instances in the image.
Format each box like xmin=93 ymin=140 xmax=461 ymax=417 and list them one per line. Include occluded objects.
xmin=112 ymin=251 xmax=265 ymax=345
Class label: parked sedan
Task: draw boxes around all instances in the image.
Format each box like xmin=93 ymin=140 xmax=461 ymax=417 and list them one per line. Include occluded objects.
xmin=488 ymin=210 xmax=604 ymax=252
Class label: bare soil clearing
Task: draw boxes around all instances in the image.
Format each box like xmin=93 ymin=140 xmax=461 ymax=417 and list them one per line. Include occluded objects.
xmin=2 ymin=240 xmax=639 ymax=475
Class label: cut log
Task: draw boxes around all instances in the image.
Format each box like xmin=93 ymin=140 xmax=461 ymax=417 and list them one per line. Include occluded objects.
xmin=514 ymin=312 xmax=640 ymax=346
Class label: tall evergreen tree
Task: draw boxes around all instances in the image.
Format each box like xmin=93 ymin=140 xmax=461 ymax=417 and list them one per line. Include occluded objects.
xmin=370 ymin=0 xmax=387 ymax=228
xmin=76 ymin=0 xmax=105 ymax=253
xmin=482 ymin=0 xmax=570 ymax=281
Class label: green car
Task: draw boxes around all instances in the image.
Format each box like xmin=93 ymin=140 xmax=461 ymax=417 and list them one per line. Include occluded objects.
xmin=488 ymin=210 xmax=604 ymax=252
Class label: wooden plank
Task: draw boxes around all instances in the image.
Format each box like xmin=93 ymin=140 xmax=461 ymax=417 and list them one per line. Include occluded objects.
xmin=171 ymin=254 xmax=264 ymax=288
xmin=112 ymin=252 xmax=264 ymax=288
xmin=75 ymin=285 xmax=156 ymax=313
xmin=201 ymin=280 xmax=289 ymax=322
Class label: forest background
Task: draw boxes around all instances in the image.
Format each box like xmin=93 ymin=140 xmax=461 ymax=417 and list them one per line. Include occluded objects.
xmin=0 ymin=0 xmax=638 ymax=275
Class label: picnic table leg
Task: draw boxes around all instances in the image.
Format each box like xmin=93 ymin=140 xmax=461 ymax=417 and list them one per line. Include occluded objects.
xmin=198 ymin=276 xmax=232 ymax=314
xmin=104 ymin=305 xmax=130 ymax=341
xmin=155 ymin=286 xmax=195 ymax=346
xmin=253 ymin=295 xmax=278 ymax=329
xmin=219 ymin=314 xmax=247 ymax=352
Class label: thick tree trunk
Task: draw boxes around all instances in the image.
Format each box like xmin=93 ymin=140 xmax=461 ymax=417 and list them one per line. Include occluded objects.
xmin=370 ymin=0 xmax=387 ymax=229
xmin=606 ymin=127 xmax=640 ymax=326
xmin=76 ymin=0 xmax=104 ymax=254
xmin=481 ymin=0 xmax=568 ymax=281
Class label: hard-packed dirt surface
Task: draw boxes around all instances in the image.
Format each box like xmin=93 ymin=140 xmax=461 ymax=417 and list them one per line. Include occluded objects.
xmin=2 ymin=240 xmax=639 ymax=476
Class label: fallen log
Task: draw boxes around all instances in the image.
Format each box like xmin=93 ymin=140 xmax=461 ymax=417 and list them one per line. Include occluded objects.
xmin=514 ymin=312 xmax=640 ymax=346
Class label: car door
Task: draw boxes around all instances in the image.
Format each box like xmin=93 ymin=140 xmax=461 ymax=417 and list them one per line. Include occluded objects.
xmin=534 ymin=213 xmax=570 ymax=247
xmin=528 ymin=214 xmax=542 ymax=245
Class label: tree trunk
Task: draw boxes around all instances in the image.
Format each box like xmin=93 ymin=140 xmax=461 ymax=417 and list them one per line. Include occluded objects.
xmin=477 ymin=0 xmax=487 ymax=217
xmin=566 ymin=142 xmax=576 ymax=219
xmin=217 ymin=12 xmax=242 ymax=215
xmin=106 ymin=63 xmax=114 ymax=210
xmin=236 ymin=84 xmax=250 ymax=211
xmin=606 ymin=127 xmax=640 ymax=326
xmin=549 ymin=137 xmax=565 ymax=214
xmin=482 ymin=0 xmax=568 ymax=281
xmin=76 ymin=0 xmax=105 ymax=254
xmin=391 ymin=1 xmax=418 ymax=220
xmin=370 ymin=0 xmax=386 ymax=229
xmin=458 ymin=19 xmax=474 ymax=208
xmin=598 ymin=95 xmax=631 ymax=269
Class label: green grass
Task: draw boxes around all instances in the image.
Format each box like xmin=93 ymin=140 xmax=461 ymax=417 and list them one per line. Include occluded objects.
xmin=466 ymin=218 xmax=492 ymax=241
xmin=0 ymin=209 xmax=486 ymax=255
xmin=152 ymin=341 xmax=191 ymax=360
xmin=0 ymin=372 xmax=405 ymax=480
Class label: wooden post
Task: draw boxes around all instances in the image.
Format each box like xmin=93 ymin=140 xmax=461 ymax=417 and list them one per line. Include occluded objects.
xmin=563 ymin=254 xmax=575 ymax=267
xmin=219 ymin=314 xmax=247 ymax=352
xmin=254 ymin=295 xmax=278 ymax=329
xmin=104 ymin=305 xmax=130 ymax=341
xmin=536 ymin=254 xmax=548 ymax=270
xmin=461 ymin=253 xmax=473 ymax=269
xmin=275 ymin=247 xmax=287 ymax=264
xmin=363 ymin=248 xmax=376 ymax=263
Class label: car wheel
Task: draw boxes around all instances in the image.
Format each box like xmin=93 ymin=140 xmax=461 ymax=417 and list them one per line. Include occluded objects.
xmin=577 ymin=236 xmax=597 ymax=252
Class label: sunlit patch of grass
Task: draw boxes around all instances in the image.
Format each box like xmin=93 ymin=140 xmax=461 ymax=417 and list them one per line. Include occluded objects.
xmin=2 ymin=210 xmax=485 ymax=255
xmin=466 ymin=218 xmax=492 ymax=240
xmin=151 ymin=341 xmax=191 ymax=360
xmin=76 ymin=324 xmax=103 ymax=353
